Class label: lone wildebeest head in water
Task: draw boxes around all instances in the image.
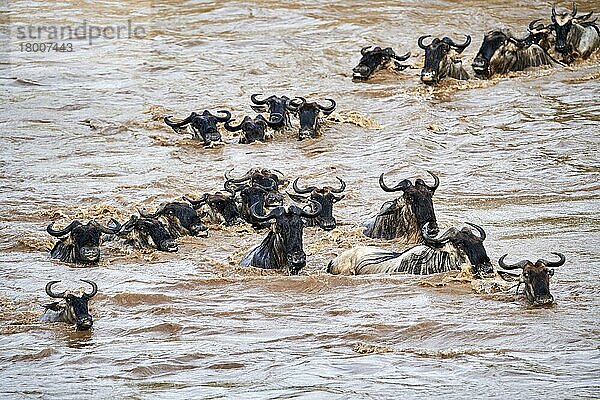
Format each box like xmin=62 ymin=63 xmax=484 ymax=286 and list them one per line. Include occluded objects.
xmin=364 ymin=171 xmax=439 ymax=243
xmin=418 ymin=35 xmax=471 ymax=84
xmin=549 ymin=3 xmax=600 ymax=62
xmin=498 ymin=252 xmax=565 ymax=306
xmin=139 ymin=202 xmax=208 ymax=238
xmin=250 ymin=94 xmax=292 ymax=130
xmin=117 ymin=214 xmax=178 ymax=252
xmin=164 ymin=110 xmax=231 ymax=147
xmin=41 ymin=280 xmax=97 ymax=331
xmin=352 ymin=46 xmax=411 ymax=81
xmin=224 ymin=114 xmax=282 ymax=144
xmin=287 ymin=97 xmax=336 ymax=140
xmin=240 ymin=201 xmax=321 ymax=275
xmin=47 ymin=219 xmax=121 ymax=264
xmin=288 ymin=176 xmax=346 ymax=231
xmin=184 ymin=192 xmax=241 ymax=226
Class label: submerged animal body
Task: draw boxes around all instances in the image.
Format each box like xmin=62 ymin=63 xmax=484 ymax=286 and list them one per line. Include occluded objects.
xmin=250 ymin=94 xmax=292 ymax=130
xmin=185 ymin=192 xmax=241 ymax=226
xmin=287 ymin=97 xmax=336 ymax=140
xmin=139 ymin=202 xmax=208 ymax=238
xmin=116 ymin=215 xmax=178 ymax=252
xmin=163 ymin=110 xmax=231 ymax=146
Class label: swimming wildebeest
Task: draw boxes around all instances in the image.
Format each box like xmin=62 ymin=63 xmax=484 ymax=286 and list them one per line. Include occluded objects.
xmin=288 ymin=176 xmax=346 ymax=231
xmin=240 ymin=201 xmax=321 ymax=275
xmin=549 ymin=3 xmax=600 ymax=63
xmin=139 ymin=202 xmax=208 ymax=238
xmin=418 ymin=35 xmax=471 ymax=84
xmin=184 ymin=192 xmax=241 ymax=226
xmin=224 ymin=167 xmax=287 ymax=213
xmin=364 ymin=171 xmax=439 ymax=243
xmin=163 ymin=110 xmax=231 ymax=147
xmin=250 ymin=94 xmax=292 ymax=130
xmin=116 ymin=214 xmax=178 ymax=252
xmin=287 ymin=97 xmax=336 ymax=140
xmin=352 ymin=46 xmax=411 ymax=80
xmin=41 ymin=280 xmax=97 ymax=331
xmin=328 ymin=222 xmax=493 ymax=277
xmin=471 ymin=29 xmax=554 ymax=78
xmin=224 ymin=115 xmax=282 ymax=144
xmin=47 ymin=219 xmax=121 ymax=264
xmin=225 ymin=179 xmax=284 ymax=229
xmin=498 ymin=252 xmax=565 ymax=306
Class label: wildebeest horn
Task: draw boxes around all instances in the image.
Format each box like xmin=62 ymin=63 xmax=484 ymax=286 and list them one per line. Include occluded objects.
xmin=422 ymin=224 xmax=455 ymax=245
xmin=418 ymin=35 xmax=432 ymax=50
xmin=250 ymin=94 xmax=274 ymax=105
xmin=47 ymin=220 xmax=80 ymax=237
xmin=361 ymin=45 xmax=372 ymax=55
xmin=316 ymin=99 xmax=336 ymax=114
xmin=254 ymin=178 xmax=277 ymax=191
xmin=498 ymin=254 xmax=529 ymax=270
xmin=300 ymin=199 xmax=322 ymax=218
xmin=465 ymin=222 xmax=486 ymax=241
xmin=90 ymin=218 xmax=122 ymax=234
xmin=392 ymin=51 xmax=411 ymax=61
xmin=224 ymin=168 xmax=253 ymax=183
xmin=164 ymin=113 xmax=195 ymax=129
xmin=575 ymin=11 xmax=594 ymax=21
xmin=184 ymin=194 xmax=208 ymax=207
xmin=224 ymin=117 xmax=245 ymax=132
xmin=379 ymin=173 xmax=412 ymax=192
xmin=425 ymin=171 xmax=439 ymax=192
xmin=538 ymin=252 xmax=566 ymax=268
xmin=265 ymin=113 xmax=284 ymax=127
xmin=250 ymin=202 xmax=283 ymax=222
xmin=46 ymin=281 xmax=67 ymax=298
xmin=208 ymin=110 xmax=231 ymax=122
xmin=138 ymin=207 xmax=159 ymax=219
xmin=330 ymin=177 xmax=346 ymax=193
xmin=528 ymin=18 xmax=545 ymax=32
xmin=119 ymin=215 xmax=137 ymax=235
xmin=571 ymin=1 xmax=577 ymax=17
xmin=287 ymin=97 xmax=306 ymax=111
xmin=293 ymin=177 xmax=317 ymax=194
xmin=224 ymin=179 xmax=245 ymax=193
xmin=552 ymin=5 xmax=557 ymax=23
xmin=443 ymin=35 xmax=471 ymax=53
xmin=81 ymin=279 xmax=98 ymax=298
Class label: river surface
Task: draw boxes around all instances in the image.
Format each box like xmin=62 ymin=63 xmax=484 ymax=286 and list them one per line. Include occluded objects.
xmin=1 ymin=0 xmax=599 ymax=399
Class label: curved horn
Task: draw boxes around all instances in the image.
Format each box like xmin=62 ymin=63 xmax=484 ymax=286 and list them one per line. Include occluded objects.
xmin=293 ymin=177 xmax=317 ymax=194
xmin=90 ymin=218 xmax=122 ymax=234
xmin=118 ymin=215 xmax=137 ymax=235
xmin=392 ymin=51 xmax=411 ymax=61
xmin=164 ymin=113 xmax=195 ymax=129
xmin=316 ymin=99 xmax=336 ymax=114
xmin=224 ymin=117 xmax=245 ymax=132
xmin=575 ymin=11 xmax=594 ymax=21
xmin=81 ymin=279 xmax=98 ymax=298
xmin=418 ymin=35 xmax=432 ymax=50
xmin=422 ymin=224 xmax=454 ymax=246
xmin=224 ymin=168 xmax=253 ymax=183
xmin=138 ymin=208 xmax=158 ymax=219
xmin=528 ymin=18 xmax=545 ymax=31
xmin=208 ymin=110 xmax=231 ymax=122
xmin=425 ymin=171 xmax=439 ymax=192
xmin=443 ymin=35 xmax=472 ymax=53
xmin=265 ymin=113 xmax=284 ymax=127
xmin=571 ymin=1 xmax=577 ymax=17
xmin=300 ymin=199 xmax=322 ymax=218
xmin=539 ymin=252 xmax=566 ymax=268
xmin=250 ymin=94 xmax=273 ymax=105
xmin=552 ymin=5 xmax=557 ymax=23
xmin=183 ymin=194 xmax=208 ymax=207
xmin=498 ymin=254 xmax=529 ymax=270
xmin=361 ymin=45 xmax=372 ymax=55
xmin=465 ymin=222 xmax=486 ymax=242
xmin=330 ymin=177 xmax=346 ymax=193
xmin=287 ymin=97 xmax=306 ymax=111
xmin=45 ymin=281 xmax=66 ymax=298
xmin=250 ymin=203 xmax=283 ymax=222
xmin=47 ymin=220 xmax=80 ymax=237
xmin=379 ymin=173 xmax=412 ymax=193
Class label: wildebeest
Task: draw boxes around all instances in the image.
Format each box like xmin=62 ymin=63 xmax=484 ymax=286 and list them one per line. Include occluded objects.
xmin=116 ymin=214 xmax=178 ymax=252
xmin=40 ymin=280 xmax=97 ymax=331
xmin=288 ymin=177 xmax=346 ymax=231
xmin=364 ymin=171 xmax=439 ymax=243
xmin=250 ymin=94 xmax=292 ymax=130
xmin=498 ymin=252 xmax=565 ymax=306
xmin=224 ymin=167 xmax=287 ymax=209
xmin=241 ymin=201 xmax=321 ymax=275
xmin=418 ymin=35 xmax=471 ymax=84
xmin=47 ymin=219 xmax=121 ymax=264
xmin=224 ymin=115 xmax=282 ymax=144
xmin=549 ymin=3 xmax=600 ymax=63
xmin=352 ymin=46 xmax=411 ymax=81
xmin=225 ymin=179 xmax=284 ymax=229
xmin=163 ymin=110 xmax=231 ymax=147
xmin=471 ymin=29 xmax=554 ymax=78
xmin=139 ymin=202 xmax=208 ymax=238
xmin=287 ymin=97 xmax=336 ymax=140
xmin=184 ymin=192 xmax=241 ymax=226
xmin=328 ymin=222 xmax=493 ymax=277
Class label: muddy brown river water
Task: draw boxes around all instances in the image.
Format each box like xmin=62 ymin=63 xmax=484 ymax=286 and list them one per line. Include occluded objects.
xmin=1 ymin=0 xmax=599 ymax=399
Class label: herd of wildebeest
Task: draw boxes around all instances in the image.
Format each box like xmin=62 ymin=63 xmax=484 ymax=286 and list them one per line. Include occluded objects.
xmin=41 ymin=4 xmax=597 ymax=330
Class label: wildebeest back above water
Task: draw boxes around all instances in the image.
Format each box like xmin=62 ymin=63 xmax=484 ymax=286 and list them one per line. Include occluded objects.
xmin=115 ymin=214 xmax=179 ymax=252
xmin=185 ymin=192 xmax=241 ymax=226
xmin=139 ymin=202 xmax=208 ymax=238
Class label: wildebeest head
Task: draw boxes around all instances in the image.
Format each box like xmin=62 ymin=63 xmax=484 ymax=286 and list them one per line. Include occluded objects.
xmin=250 ymin=94 xmax=291 ymax=129
xmin=224 ymin=115 xmax=282 ymax=144
xmin=498 ymin=252 xmax=565 ymax=306
xmin=119 ymin=215 xmax=178 ymax=252
xmin=164 ymin=110 xmax=231 ymax=146
xmin=550 ymin=3 xmax=597 ymax=54
xmin=288 ymin=177 xmax=346 ymax=231
xmin=418 ymin=35 xmax=471 ymax=84
xmin=140 ymin=202 xmax=208 ymax=238
xmin=250 ymin=201 xmax=321 ymax=274
xmin=287 ymin=97 xmax=336 ymax=140
xmin=45 ymin=280 xmax=97 ymax=330
xmin=352 ymin=46 xmax=411 ymax=80
xmin=378 ymin=171 xmax=439 ymax=237
xmin=422 ymin=222 xmax=494 ymax=277
xmin=185 ymin=192 xmax=240 ymax=226
xmin=47 ymin=219 xmax=121 ymax=263
xmin=224 ymin=168 xmax=287 ymax=206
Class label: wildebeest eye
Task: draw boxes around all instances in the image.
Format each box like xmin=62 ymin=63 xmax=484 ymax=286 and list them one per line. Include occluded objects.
xmin=548 ymin=269 xmax=554 ymax=277
xmin=523 ymin=272 xmax=529 ymax=278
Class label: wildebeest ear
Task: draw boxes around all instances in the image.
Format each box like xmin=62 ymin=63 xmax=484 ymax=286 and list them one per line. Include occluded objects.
xmin=377 ymin=200 xmax=398 ymax=216
xmin=43 ymin=302 xmax=62 ymax=311
xmin=497 ymin=270 xmax=521 ymax=282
